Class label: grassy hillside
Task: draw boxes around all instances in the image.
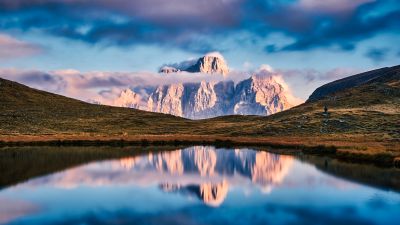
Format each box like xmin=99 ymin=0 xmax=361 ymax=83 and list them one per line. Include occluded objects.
xmin=202 ymin=65 xmax=400 ymax=139
xmin=0 ymin=65 xmax=399 ymax=165
xmin=0 ymin=78 xmax=195 ymax=136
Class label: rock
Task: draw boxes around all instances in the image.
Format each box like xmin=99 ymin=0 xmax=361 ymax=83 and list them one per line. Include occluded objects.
xmin=159 ymin=66 xmax=180 ymax=74
xmin=113 ymin=89 xmax=147 ymax=110
xmin=148 ymin=84 xmax=185 ymax=117
xmin=111 ymin=53 xmax=293 ymax=119
xmin=233 ymin=75 xmax=291 ymax=116
xmin=184 ymin=52 xmax=229 ymax=76
xmin=112 ymin=74 xmax=292 ymax=119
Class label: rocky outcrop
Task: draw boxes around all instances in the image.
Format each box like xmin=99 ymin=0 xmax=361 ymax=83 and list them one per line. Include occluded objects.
xmin=160 ymin=52 xmax=229 ymax=76
xmin=185 ymin=52 xmax=229 ymax=76
xmin=114 ymin=53 xmax=292 ymax=119
xmin=159 ymin=66 xmax=180 ymax=74
xmin=234 ymin=75 xmax=291 ymax=116
xmin=113 ymin=89 xmax=143 ymax=109
xmin=113 ymin=75 xmax=291 ymax=119
xmin=147 ymin=84 xmax=185 ymax=117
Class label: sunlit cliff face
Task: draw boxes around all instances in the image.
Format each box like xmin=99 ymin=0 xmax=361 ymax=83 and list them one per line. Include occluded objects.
xmin=22 ymin=147 xmax=293 ymax=207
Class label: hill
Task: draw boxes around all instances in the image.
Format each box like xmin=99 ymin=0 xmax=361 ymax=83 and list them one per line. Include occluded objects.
xmin=0 ymin=78 xmax=194 ymax=136
xmin=308 ymin=65 xmax=399 ymax=101
xmin=0 ymin=65 xmax=399 ymax=165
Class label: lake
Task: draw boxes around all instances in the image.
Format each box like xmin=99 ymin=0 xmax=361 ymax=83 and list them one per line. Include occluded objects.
xmin=0 ymin=146 xmax=399 ymax=225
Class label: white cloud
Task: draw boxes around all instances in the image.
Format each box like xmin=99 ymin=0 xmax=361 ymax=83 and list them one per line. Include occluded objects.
xmin=0 ymin=64 xmax=305 ymax=107
xmin=298 ymin=0 xmax=374 ymax=13
xmin=0 ymin=34 xmax=42 ymax=59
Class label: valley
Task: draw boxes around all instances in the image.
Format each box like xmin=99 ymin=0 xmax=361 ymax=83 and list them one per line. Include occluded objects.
xmin=0 ymin=65 xmax=399 ymax=166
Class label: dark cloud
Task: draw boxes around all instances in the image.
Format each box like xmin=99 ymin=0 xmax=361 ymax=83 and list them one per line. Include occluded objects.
xmin=365 ymin=48 xmax=389 ymax=63
xmin=263 ymin=1 xmax=400 ymax=52
xmin=161 ymin=58 xmax=198 ymax=71
xmin=0 ymin=0 xmax=399 ymax=53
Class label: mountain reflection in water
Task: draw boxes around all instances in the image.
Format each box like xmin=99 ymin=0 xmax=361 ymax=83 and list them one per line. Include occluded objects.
xmin=25 ymin=147 xmax=292 ymax=206
xmin=147 ymin=147 xmax=293 ymax=206
xmin=1 ymin=146 xmax=400 ymax=225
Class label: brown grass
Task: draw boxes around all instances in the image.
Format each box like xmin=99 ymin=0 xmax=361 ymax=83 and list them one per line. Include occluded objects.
xmin=1 ymin=70 xmax=399 ymax=166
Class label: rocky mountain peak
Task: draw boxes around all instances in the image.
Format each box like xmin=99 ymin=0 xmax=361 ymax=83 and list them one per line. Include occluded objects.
xmin=114 ymin=57 xmax=293 ymax=118
xmin=113 ymin=88 xmax=143 ymax=109
xmin=186 ymin=52 xmax=229 ymax=76
xmin=233 ymin=74 xmax=291 ymax=116
xmin=111 ymin=73 xmax=292 ymax=119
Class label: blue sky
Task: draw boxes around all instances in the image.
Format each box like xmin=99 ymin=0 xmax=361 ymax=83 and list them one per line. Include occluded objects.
xmin=0 ymin=0 xmax=399 ymax=101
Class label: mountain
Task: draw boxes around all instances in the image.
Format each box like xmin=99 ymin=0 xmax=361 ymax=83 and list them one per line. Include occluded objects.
xmin=184 ymin=52 xmax=229 ymax=75
xmin=308 ymin=65 xmax=400 ymax=102
xmin=159 ymin=52 xmax=229 ymax=76
xmin=113 ymin=89 xmax=143 ymax=109
xmin=159 ymin=66 xmax=180 ymax=74
xmin=149 ymin=53 xmax=291 ymax=119
xmin=233 ymin=75 xmax=292 ymax=115
xmin=113 ymin=74 xmax=292 ymax=119
xmin=0 ymin=77 xmax=192 ymax=136
xmin=1 ymin=65 xmax=399 ymax=165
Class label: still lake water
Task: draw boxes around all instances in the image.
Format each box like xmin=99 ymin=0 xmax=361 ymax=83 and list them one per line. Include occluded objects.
xmin=0 ymin=146 xmax=399 ymax=225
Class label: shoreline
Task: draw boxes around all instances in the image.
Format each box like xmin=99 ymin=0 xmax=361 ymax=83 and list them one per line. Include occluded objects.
xmin=1 ymin=135 xmax=398 ymax=168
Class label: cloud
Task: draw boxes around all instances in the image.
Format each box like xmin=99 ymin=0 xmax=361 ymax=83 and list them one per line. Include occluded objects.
xmin=161 ymin=58 xmax=198 ymax=71
xmin=0 ymin=62 xmax=309 ymax=107
xmin=0 ymin=34 xmax=42 ymax=59
xmin=298 ymin=0 xmax=374 ymax=13
xmin=260 ymin=0 xmax=400 ymax=52
xmin=365 ymin=48 xmax=389 ymax=63
xmin=0 ymin=0 xmax=242 ymax=53
xmin=160 ymin=51 xmax=228 ymax=71
xmin=0 ymin=0 xmax=398 ymax=53
xmin=0 ymin=67 xmax=245 ymax=105
xmin=277 ymin=67 xmax=361 ymax=83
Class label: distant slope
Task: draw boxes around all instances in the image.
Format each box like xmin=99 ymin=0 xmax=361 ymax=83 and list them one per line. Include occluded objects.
xmin=0 ymin=78 xmax=192 ymax=136
xmin=0 ymin=65 xmax=399 ymax=164
xmin=307 ymin=65 xmax=400 ymax=102
xmin=199 ymin=64 xmax=400 ymax=156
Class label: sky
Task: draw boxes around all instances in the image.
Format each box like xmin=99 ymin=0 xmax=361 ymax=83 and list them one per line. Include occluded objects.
xmin=0 ymin=0 xmax=399 ymax=102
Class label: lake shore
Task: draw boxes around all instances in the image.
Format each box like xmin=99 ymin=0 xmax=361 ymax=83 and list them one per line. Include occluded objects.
xmin=1 ymin=134 xmax=398 ymax=167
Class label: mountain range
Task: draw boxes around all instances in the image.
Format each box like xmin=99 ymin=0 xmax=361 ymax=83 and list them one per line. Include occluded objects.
xmin=0 ymin=64 xmax=399 ymax=166
xmin=112 ymin=53 xmax=292 ymax=119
